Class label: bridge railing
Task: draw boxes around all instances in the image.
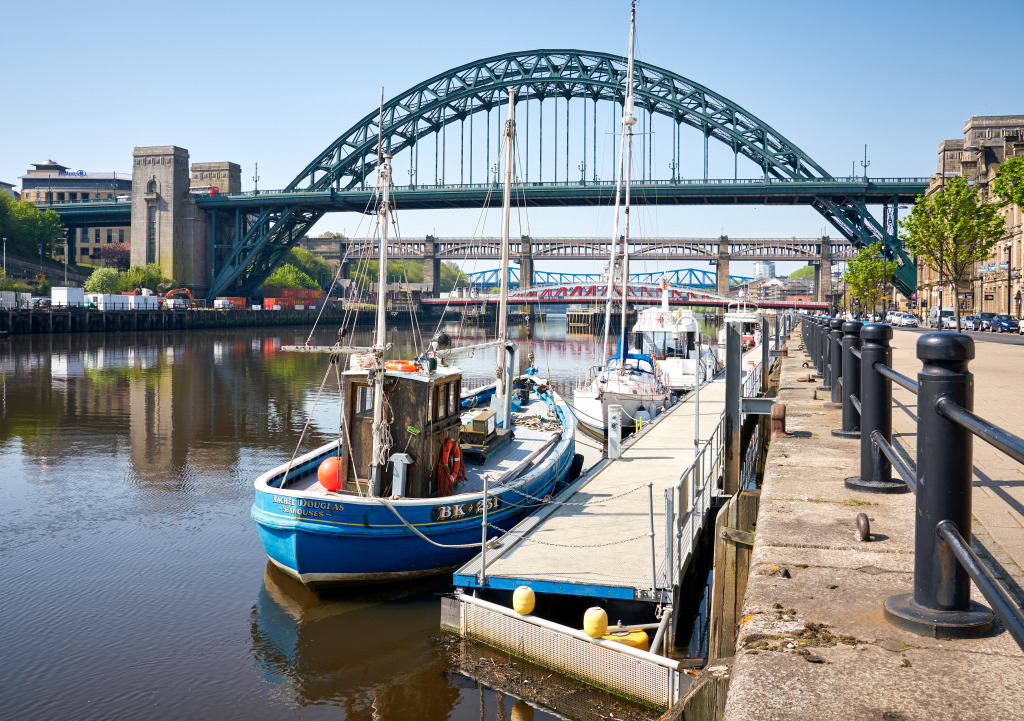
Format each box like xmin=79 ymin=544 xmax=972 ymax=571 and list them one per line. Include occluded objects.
xmin=801 ymin=315 xmax=1024 ymax=651
xmin=199 ymin=176 xmax=931 ymax=200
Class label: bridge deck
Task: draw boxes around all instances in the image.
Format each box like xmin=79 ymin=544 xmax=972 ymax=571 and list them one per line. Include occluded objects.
xmin=453 ymin=346 xmax=761 ymax=600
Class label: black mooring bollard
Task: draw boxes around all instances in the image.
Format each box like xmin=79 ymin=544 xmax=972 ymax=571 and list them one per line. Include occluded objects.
xmin=817 ymin=317 xmax=828 ymax=379
xmin=845 ymin=324 xmax=906 ymax=493
xmin=818 ymin=318 xmax=834 ymax=391
xmin=832 ymin=321 xmax=863 ymax=438
xmin=827 ymin=318 xmax=844 ymax=405
xmin=884 ymin=332 xmax=994 ymax=638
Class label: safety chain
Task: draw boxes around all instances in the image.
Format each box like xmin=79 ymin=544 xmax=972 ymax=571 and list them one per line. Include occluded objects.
xmin=509 ymin=481 xmax=648 ymax=507
xmin=486 ymin=522 xmax=649 ymax=548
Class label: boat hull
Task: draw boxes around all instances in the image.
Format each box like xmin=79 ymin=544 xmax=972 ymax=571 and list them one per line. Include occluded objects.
xmin=252 ymin=403 xmax=575 ymax=588
xmin=572 ymin=388 xmax=668 ymax=437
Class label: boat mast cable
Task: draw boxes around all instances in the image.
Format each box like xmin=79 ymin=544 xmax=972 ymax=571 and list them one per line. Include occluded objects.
xmin=617 ymin=1 xmax=638 ymax=366
xmin=370 ymin=88 xmax=393 ymax=494
xmin=599 ymin=5 xmax=634 ymax=367
xmin=496 ymin=87 xmax=516 ymax=433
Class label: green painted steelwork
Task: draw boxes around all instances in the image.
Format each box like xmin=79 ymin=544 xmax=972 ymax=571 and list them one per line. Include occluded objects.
xmin=42 ymin=50 xmax=925 ymax=300
xmin=206 ymin=50 xmax=921 ymax=301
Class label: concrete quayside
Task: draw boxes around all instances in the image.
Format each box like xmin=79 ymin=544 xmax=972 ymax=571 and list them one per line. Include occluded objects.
xmin=440 ymin=316 xmax=1024 ymax=720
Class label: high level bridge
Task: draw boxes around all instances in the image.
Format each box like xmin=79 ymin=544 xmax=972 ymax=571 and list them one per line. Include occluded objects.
xmin=42 ymin=50 xmax=926 ymax=301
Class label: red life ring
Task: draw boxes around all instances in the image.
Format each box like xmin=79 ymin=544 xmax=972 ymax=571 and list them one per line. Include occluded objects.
xmin=437 ymin=438 xmax=465 ymax=496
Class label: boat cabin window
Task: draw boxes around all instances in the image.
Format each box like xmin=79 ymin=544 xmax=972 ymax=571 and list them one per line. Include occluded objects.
xmin=608 ymin=355 xmax=656 ymax=374
xmin=353 ymin=384 xmax=374 ymax=418
xmin=448 ymin=382 xmax=458 ymax=416
xmin=435 ymin=384 xmax=448 ymax=421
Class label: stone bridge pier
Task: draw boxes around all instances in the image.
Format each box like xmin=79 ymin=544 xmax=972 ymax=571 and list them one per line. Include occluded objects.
xmin=716 ymin=236 xmax=730 ymax=297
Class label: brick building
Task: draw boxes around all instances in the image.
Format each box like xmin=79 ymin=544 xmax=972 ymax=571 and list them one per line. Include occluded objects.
xmin=917 ymin=116 xmax=1024 ymax=316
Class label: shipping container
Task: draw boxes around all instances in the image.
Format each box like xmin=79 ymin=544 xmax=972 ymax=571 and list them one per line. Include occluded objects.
xmin=52 ymin=287 xmax=86 ymax=307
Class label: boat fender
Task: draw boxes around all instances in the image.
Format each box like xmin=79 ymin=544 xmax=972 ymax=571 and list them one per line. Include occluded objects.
xmin=437 ymin=438 xmax=465 ymax=496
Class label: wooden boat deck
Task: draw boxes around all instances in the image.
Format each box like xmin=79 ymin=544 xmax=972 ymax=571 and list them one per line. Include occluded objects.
xmin=283 ymin=395 xmax=562 ymax=498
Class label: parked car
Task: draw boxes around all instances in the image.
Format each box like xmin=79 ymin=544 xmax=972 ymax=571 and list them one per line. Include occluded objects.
xmin=941 ymin=313 xmax=958 ymax=329
xmin=30 ymin=297 xmax=51 ymax=309
xmin=976 ymin=312 xmax=997 ymax=331
xmin=895 ymin=312 xmax=918 ymax=327
xmin=884 ymin=310 xmax=899 ymax=324
xmin=960 ymin=315 xmax=979 ymax=331
xmin=991 ymin=314 xmax=1018 ymax=332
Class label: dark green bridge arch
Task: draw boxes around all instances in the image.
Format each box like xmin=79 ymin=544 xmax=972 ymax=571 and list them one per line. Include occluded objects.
xmin=206 ymin=50 xmax=918 ymax=300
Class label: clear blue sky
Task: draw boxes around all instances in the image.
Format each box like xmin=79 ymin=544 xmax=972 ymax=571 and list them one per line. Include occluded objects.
xmin=2 ymin=0 xmax=1019 ymax=276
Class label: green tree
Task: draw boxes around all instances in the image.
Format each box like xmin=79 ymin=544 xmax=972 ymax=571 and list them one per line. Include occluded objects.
xmin=0 ymin=195 xmax=65 ymax=260
xmin=119 ymin=264 xmax=169 ymax=292
xmin=84 ymin=267 xmax=121 ymax=294
xmin=440 ymin=261 xmax=469 ymax=292
xmin=787 ymin=265 xmax=816 ymax=280
xmin=288 ymin=247 xmax=334 ymax=286
xmin=262 ymin=264 xmax=318 ymax=293
xmin=992 ymin=154 xmax=1024 ymax=209
xmin=0 ymin=268 xmax=32 ymax=293
xmin=900 ymin=175 xmax=1006 ymax=331
xmin=843 ymin=242 xmax=897 ymax=317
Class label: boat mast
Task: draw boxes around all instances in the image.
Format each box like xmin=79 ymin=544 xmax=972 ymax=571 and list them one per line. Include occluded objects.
xmin=370 ymin=89 xmax=392 ymax=494
xmin=617 ymin=1 xmax=638 ymax=365
xmin=599 ymin=4 xmax=635 ymax=366
xmin=496 ymin=87 xmax=515 ymax=433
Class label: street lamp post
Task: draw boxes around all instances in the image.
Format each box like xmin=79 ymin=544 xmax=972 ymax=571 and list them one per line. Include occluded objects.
xmin=1007 ymin=243 xmax=1013 ymax=317
xmin=2 ymin=237 xmax=5 ymax=274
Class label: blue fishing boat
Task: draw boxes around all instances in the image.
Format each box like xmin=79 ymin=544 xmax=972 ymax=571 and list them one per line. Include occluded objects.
xmin=252 ymin=88 xmax=578 ymax=589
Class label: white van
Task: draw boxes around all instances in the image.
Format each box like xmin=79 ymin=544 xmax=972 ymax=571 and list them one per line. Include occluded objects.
xmin=928 ymin=306 xmax=954 ymax=328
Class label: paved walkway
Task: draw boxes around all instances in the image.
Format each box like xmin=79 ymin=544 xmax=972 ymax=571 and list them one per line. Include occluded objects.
xmin=722 ymin=327 xmax=1023 ymax=721
xmin=888 ymin=328 xmax=1024 ymax=602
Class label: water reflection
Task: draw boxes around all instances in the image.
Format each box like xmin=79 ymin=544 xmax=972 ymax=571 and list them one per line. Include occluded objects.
xmin=0 ymin=322 xmax=595 ymax=720
xmin=252 ymin=564 xmax=459 ymax=717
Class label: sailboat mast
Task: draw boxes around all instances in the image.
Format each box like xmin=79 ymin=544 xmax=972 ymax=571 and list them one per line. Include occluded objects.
xmin=370 ymin=90 xmax=391 ymax=494
xmin=496 ymin=88 xmax=515 ymax=432
xmin=618 ymin=2 xmax=638 ymax=363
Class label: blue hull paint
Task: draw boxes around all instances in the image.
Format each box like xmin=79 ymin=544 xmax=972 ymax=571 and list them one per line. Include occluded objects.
xmin=252 ymin=403 xmax=575 ymax=587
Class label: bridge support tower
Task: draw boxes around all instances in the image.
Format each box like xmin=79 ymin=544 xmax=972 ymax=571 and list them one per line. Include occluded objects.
xmin=815 ymin=236 xmax=832 ymax=304
xmin=716 ymin=236 xmax=731 ymax=298
xmin=423 ymin=235 xmax=442 ymax=297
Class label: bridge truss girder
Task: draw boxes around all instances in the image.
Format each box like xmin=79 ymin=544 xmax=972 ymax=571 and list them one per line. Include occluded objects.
xmin=205 ymin=49 xmax=917 ymax=301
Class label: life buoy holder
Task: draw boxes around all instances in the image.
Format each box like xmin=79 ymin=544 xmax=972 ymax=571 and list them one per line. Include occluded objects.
xmin=437 ymin=438 xmax=465 ymax=496
xmin=384 ymin=360 xmax=417 ymax=372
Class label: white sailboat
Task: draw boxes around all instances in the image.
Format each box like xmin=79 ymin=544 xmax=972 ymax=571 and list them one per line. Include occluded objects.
xmin=630 ymin=279 xmax=719 ymax=391
xmin=572 ymin=3 xmax=669 ymax=439
xmin=715 ymin=300 xmax=762 ymax=365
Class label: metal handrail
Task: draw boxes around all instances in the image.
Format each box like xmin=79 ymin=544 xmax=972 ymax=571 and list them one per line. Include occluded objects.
xmin=873 ymin=362 xmax=918 ymax=394
xmin=804 ymin=315 xmax=1024 ymax=650
xmin=869 ymin=430 xmax=918 ymax=494
xmin=936 ymin=521 xmax=1024 ymax=649
xmin=936 ymin=397 xmax=1024 ymax=465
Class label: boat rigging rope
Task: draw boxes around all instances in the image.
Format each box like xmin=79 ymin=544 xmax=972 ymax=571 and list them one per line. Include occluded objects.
xmin=377 ymin=497 xmax=490 ymax=549
xmin=511 ymin=413 xmax=562 ymax=433
xmin=283 ymin=357 xmax=338 ymax=480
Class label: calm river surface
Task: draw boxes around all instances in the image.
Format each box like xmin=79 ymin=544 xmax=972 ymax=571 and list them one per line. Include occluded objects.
xmin=0 ymin=318 xmax=631 ymax=721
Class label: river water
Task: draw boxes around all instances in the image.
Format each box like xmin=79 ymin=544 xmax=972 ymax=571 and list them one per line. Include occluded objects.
xmin=0 ymin=318 xmax=673 ymax=721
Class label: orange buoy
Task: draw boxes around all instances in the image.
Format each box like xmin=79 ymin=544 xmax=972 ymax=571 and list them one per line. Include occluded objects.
xmin=317 ymin=456 xmax=343 ymax=491
xmin=384 ymin=360 xmax=417 ymax=372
